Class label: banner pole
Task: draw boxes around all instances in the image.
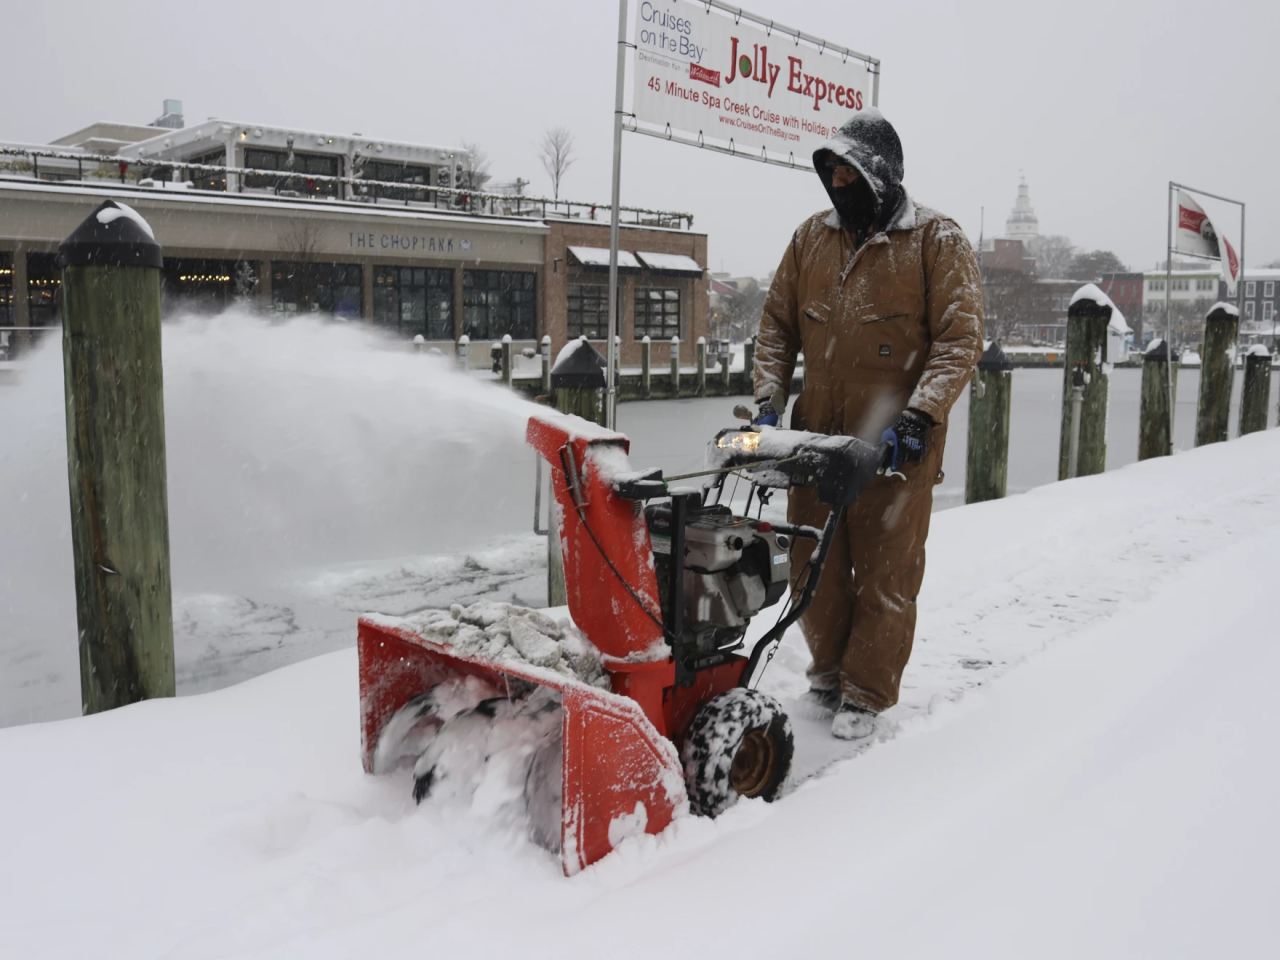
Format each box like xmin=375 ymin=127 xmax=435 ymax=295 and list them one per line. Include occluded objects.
xmin=1165 ymin=181 xmax=1175 ymax=456
xmin=605 ymin=0 xmax=628 ymax=430
xmin=1238 ymin=202 xmax=1246 ymax=320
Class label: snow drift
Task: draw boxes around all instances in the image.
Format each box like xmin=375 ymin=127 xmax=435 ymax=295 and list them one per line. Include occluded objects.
xmin=3 ymin=421 xmax=1279 ymax=959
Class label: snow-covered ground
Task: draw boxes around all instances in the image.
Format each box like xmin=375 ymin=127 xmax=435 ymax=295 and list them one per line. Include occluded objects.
xmin=3 ymin=410 xmax=1278 ymax=957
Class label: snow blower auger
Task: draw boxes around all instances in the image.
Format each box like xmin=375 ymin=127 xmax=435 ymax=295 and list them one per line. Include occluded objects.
xmin=357 ymin=412 xmax=884 ymax=875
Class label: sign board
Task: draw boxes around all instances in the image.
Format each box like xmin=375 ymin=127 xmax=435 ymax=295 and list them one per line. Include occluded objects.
xmin=631 ymin=0 xmax=874 ymax=166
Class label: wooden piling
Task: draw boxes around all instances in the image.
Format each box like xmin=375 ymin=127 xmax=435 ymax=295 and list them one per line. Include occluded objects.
xmin=719 ymin=347 xmax=731 ymax=390
xmin=744 ymin=336 xmax=755 ymax=381
xmin=1138 ymin=338 xmax=1177 ymax=460
xmin=500 ymin=334 xmax=513 ymax=387
xmin=1057 ymin=295 xmax=1111 ymax=480
xmin=1195 ymin=303 xmax=1239 ymax=446
xmin=965 ymin=341 xmax=1013 ymax=504
xmin=456 ymin=333 xmax=470 ymax=370
xmin=640 ymin=335 xmax=652 ymax=397
xmin=1239 ymin=345 xmax=1271 ymax=436
xmin=670 ymin=335 xmax=681 ymax=396
xmin=59 ymin=200 xmax=174 ymax=714
xmin=696 ymin=337 xmax=707 ymax=395
xmin=540 ymin=335 xmax=551 ymax=395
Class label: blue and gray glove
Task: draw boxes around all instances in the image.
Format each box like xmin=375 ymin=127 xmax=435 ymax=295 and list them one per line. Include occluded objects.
xmin=881 ymin=409 xmax=933 ymax=472
xmin=753 ymin=400 xmax=780 ymax=427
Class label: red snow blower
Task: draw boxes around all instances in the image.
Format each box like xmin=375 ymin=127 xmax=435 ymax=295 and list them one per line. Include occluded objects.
xmin=358 ymin=412 xmax=883 ymax=875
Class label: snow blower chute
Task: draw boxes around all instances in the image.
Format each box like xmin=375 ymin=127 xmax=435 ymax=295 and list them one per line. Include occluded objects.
xmin=358 ymin=412 xmax=883 ymax=875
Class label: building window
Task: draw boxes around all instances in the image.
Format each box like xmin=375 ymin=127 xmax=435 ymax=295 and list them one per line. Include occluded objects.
xmin=567 ymin=283 xmax=620 ymax=339
xmin=272 ymin=262 xmax=362 ymax=317
xmin=360 ymin=160 xmax=430 ymax=202
xmin=0 ymin=252 xmax=11 ymax=326
xmin=1245 ymin=281 xmax=1256 ymax=298
xmin=1244 ymin=302 xmax=1255 ymax=320
xmin=1265 ymin=282 xmax=1275 ymax=298
xmin=160 ymin=258 xmax=248 ymax=315
xmin=462 ymin=270 xmax=536 ymax=340
xmin=373 ymin=266 xmax=454 ymax=338
xmin=245 ymin=148 xmax=340 ymax=197
xmin=27 ymin=252 xmax=60 ymax=326
xmin=634 ymin=287 xmax=681 ymax=340
xmin=188 ymin=149 xmax=227 ymax=192
xmin=1264 ymin=302 xmax=1274 ymax=322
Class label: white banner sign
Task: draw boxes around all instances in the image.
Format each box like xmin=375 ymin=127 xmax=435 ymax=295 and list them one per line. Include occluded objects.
xmin=631 ymin=0 xmax=873 ymax=165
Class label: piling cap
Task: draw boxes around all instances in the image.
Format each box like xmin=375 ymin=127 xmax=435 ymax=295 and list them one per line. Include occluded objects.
xmin=977 ymin=340 xmax=1014 ymax=372
xmin=550 ymin=337 xmax=606 ymax=389
xmin=1206 ymin=302 xmax=1240 ymax=323
xmin=58 ymin=200 xmax=162 ymax=269
xmin=1144 ymin=338 xmax=1173 ymax=361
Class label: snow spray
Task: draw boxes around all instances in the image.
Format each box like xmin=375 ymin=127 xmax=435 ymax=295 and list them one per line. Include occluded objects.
xmin=0 ymin=311 xmax=542 ymax=720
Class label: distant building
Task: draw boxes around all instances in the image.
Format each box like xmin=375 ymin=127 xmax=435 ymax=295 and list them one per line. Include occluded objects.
xmin=0 ymin=101 xmax=709 ymax=366
xmin=1014 ymin=278 xmax=1079 ymax=346
xmin=1142 ymin=263 xmax=1222 ymax=349
xmin=1098 ymin=272 xmax=1145 ymax=342
xmin=1005 ymin=176 xmax=1039 ymax=243
xmin=979 ymin=237 xmax=1035 ymax=273
xmin=1223 ymin=268 xmax=1280 ymax=348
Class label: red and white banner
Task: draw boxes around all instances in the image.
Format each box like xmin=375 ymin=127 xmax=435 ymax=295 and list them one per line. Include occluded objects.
xmin=1175 ymin=190 xmax=1241 ymax=296
xmin=631 ymin=0 xmax=873 ymax=165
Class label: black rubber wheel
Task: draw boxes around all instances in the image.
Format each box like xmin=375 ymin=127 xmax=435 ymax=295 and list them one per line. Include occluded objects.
xmin=681 ymin=688 xmax=794 ymax=817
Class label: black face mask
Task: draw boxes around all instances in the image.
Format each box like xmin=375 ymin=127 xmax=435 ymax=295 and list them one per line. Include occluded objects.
xmin=830 ymin=177 xmax=878 ymax=234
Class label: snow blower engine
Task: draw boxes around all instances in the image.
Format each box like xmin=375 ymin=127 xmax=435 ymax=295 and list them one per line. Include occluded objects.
xmin=357 ymin=413 xmax=884 ymax=875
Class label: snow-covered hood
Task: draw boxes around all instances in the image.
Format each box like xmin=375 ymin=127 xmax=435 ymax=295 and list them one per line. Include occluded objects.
xmin=814 ymin=107 xmax=908 ymax=231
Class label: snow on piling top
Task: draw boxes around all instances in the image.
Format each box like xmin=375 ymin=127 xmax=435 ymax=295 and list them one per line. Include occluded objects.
xmin=96 ymin=201 xmax=156 ymax=240
xmin=1246 ymin=343 xmax=1272 ymax=357
xmin=1070 ymin=283 xmax=1130 ymax=334
xmin=1208 ymin=301 xmax=1240 ymax=319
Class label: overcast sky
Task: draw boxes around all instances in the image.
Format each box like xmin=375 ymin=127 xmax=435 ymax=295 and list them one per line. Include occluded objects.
xmin=9 ymin=0 xmax=1276 ymax=277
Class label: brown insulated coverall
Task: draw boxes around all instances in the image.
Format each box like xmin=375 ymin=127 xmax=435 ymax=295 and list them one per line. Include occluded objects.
xmin=754 ymin=193 xmax=983 ymax=712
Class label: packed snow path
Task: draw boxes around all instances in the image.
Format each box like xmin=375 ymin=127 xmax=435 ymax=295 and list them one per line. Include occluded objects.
xmin=3 ymin=431 xmax=1279 ymax=958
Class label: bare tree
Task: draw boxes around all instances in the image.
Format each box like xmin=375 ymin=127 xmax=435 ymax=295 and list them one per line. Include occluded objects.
xmin=457 ymin=142 xmax=492 ymax=193
xmin=1028 ymin=235 xmax=1076 ymax=279
xmin=278 ymin=219 xmax=320 ymax=262
xmin=537 ymin=127 xmax=577 ymax=201
xmin=1068 ymin=249 xmax=1128 ymax=281
xmin=981 ymin=268 xmax=1037 ymax=341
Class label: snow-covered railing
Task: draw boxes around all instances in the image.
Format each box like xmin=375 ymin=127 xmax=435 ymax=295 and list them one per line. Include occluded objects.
xmin=0 ymin=145 xmax=695 ymax=230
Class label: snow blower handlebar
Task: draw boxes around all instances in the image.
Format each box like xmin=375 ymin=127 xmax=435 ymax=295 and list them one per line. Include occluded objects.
xmin=740 ymin=498 xmax=847 ymax=689
xmin=704 ymin=429 xmax=888 ymax=689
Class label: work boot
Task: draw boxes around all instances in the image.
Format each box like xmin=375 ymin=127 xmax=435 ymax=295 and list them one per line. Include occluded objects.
xmin=796 ymin=684 xmax=842 ymax=718
xmin=831 ymin=700 xmax=877 ymax=741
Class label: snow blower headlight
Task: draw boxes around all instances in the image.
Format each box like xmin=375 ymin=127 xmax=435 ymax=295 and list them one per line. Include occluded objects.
xmin=716 ymin=430 xmax=762 ymax=453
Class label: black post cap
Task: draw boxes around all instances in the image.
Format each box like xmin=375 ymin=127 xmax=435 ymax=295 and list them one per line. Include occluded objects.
xmin=58 ymin=200 xmax=163 ymax=269
xmin=977 ymin=340 xmax=1014 ymax=372
xmin=1205 ymin=303 xmax=1240 ymax=324
xmin=1143 ymin=338 xmax=1173 ymax=361
xmin=550 ymin=337 xmax=606 ymax=389
xmin=1067 ymin=294 xmax=1112 ymax=320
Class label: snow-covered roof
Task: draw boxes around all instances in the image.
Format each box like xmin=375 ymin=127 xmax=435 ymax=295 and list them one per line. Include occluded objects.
xmin=634 ymin=251 xmax=703 ymax=276
xmin=567 ymin=246 xmax=642 ymax=272
xmin=1070 ymin=283 xmax=1130 ymax=334
xmin=0 ymin=177 xmax=552 ymax=233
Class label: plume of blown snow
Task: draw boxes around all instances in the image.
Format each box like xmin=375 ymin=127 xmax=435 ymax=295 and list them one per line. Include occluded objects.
xmin=0 ymin=310 xmax=542 ymax=699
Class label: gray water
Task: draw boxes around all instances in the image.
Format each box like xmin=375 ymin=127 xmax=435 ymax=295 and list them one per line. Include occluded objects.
xmin=618 ymin=368 xmax=1280 ymax=512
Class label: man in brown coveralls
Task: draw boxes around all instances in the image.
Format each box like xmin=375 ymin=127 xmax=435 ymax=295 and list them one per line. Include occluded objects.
xmin=752 ymin=109 xmax=983 ymax=740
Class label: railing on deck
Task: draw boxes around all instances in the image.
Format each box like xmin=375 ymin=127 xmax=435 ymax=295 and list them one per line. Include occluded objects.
xmin=0 ymin=146 xmax=694 ymax=230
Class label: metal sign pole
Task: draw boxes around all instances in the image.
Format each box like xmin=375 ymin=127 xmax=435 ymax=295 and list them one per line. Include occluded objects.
xmin=605 ymin=0 xmax=628 ymax=430
xmin=1165 ymin=182 xmax=1175 ymax=456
